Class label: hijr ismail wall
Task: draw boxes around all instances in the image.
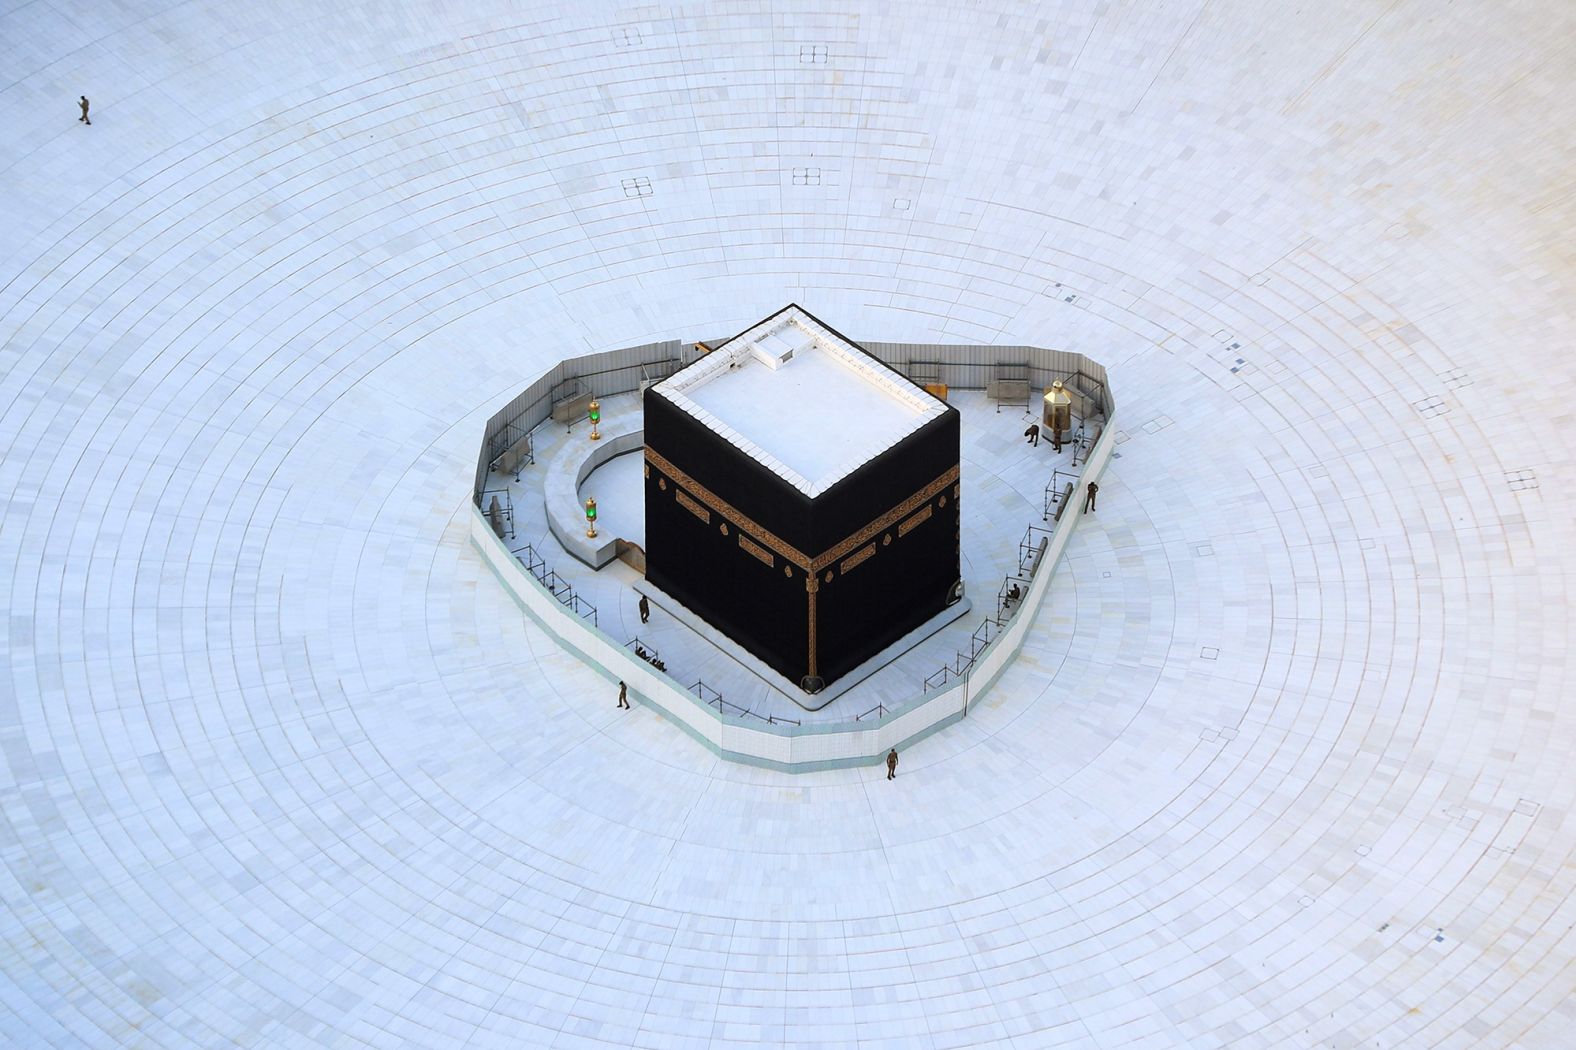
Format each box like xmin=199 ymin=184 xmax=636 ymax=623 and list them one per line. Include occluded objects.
xmin=643 ymin=322 xmax=961 ymax=691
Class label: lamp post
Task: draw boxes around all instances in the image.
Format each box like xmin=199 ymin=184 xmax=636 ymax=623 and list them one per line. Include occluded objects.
xmin=1043 ymin=379 xmax=1072 ymax=452
xmin=587 ymin=399 xmax=601 ymax=441
xmin=584 ymin=497 xmax=598 ymax=538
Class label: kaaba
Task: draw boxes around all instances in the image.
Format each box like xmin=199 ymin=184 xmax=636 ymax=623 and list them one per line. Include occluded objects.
xmin=643 ymin=305 xmax=961 ymax=692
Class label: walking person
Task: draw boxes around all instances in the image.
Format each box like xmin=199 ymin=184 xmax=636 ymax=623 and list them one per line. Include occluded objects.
xmin=1082 ymin=481 xmax=1098 ymax=514
xmin=78 ymin=95 xmax=90 ymax=125
xmin=638 ymin=594 xmax=650 ymax=624
xmin=617 ymin=680 xmax=630 ymax=709
xmin=886 ymin=748 xmax=898 ymax=780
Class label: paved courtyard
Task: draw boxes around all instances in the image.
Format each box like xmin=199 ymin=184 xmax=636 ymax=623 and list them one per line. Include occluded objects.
xmin=1 ymin=2 xmax=1573 ymax=1048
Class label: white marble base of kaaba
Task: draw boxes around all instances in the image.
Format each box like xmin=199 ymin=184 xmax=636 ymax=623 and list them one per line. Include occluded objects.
xmin=632 ymin=578 xmax=973 ymax=712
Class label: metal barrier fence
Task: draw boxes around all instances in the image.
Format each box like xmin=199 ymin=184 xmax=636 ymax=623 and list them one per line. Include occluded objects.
xmin=475 ymin=339 xmax=689 ymax=506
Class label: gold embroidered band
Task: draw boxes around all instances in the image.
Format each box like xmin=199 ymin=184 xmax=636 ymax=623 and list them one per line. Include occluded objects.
xmin=645 ymin=446 xmax=959 ymax=574
xmin=840 ymin=543 xmax=877 ymax=575
xmin=675 ymin=488 xmax=710 ymax=524
xmin=806 ymin=587 xmax=818 ymax=677
xmin=898 ymin=503 xmax=933 ymax=537
xmin=738 ymin=533 xmax=774 ymax=567
xmin=645 ymin=448 xmax=813 ymax=568
xmin=810 ymin=467 xmax=958 ymax=570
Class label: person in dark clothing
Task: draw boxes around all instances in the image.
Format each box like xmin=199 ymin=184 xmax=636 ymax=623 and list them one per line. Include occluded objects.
xmin=1083 ymin=482 xmax=1098 ymax=514
xmin=617 ymin=681 xmax=630 ymax=709
xmin=79 ymin=96 xmax=90 ymax=125
xmin=638 ymin=595 xmax=650 ymax=623
xmin=886 ymin=748 xmax=898 ymax=780
xmin=1023 ymin=423 xmax=1039 ymax=447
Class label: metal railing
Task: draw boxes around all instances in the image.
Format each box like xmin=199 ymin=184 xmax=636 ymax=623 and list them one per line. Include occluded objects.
xmin=513 ymin=542 xmax=601 ymax=628
xmin=997 ymin=576 xmax=1030 ymax=624
xmin=1018 ymin=525 xmax=1054 ymax=573
xmin=490 ymin=431 xmax=533 ymax=478
xmin=689 ymin=682 xmax=802 ymax=726
xmin=568 ymin=593 xmax=597 ymax=626
xmin=476 ymin=341 xmax=691 ymax=506
xmin=512 ymin=543 xmax=548 ymax=582
xmin=927 ymin=524 xmax=1061 ymax=698
xmin=481 ymin=488 xmax=515 ymax=540
xmin=543 ymin=570 xmax=573 ymax=603
xmin=628 ymin=638 xmax=668 ymax=673
xmin=1042 ymin=471 xmax=1079 ymax=521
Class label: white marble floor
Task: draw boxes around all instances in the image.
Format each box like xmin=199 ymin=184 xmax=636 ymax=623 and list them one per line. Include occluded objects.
xmin=2 ymin=2 xmax=1574 ymax=1048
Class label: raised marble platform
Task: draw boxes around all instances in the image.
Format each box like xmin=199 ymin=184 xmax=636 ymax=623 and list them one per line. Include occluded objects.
xmin=633 ymin=577 xmax=973 ymax=711
xmin=471 ymin=385 xmax=1115 ymax=769
xmin=512 ymin=387 xmax=1103 ymax=727
xmin=544 ymin=416 xmax=644 ymax=568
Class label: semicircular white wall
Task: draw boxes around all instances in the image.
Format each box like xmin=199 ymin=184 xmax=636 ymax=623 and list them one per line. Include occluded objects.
xmin=2 ymin=1 xmax=1572 ymax=1047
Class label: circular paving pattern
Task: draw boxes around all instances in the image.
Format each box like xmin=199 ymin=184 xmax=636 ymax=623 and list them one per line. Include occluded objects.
xmin=2 ymin=2 xmax=1573 ymax=1047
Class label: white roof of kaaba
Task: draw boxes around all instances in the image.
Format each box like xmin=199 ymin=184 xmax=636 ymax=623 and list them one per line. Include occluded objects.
xmin=654 ymin=306 xmax=947 ymax=497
